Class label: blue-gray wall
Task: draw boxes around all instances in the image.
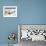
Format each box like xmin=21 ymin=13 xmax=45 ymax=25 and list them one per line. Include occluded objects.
xmin=0 ymin=0 xmax=46 ymax=44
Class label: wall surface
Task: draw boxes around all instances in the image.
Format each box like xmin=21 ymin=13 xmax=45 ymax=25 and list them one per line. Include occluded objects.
xmin=0 ymin=0 xmax=46 ymax=45
xmin=0 ymin=0 xmax=18 ymax=44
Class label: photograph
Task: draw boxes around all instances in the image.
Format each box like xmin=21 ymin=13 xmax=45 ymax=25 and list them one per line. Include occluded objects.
xmin=3 ymin=6 xmax=17 ymax=17
xmin=18 ymin=25 xmax=46 ymax=46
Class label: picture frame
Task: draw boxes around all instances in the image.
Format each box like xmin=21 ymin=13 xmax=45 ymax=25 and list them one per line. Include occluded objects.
xmin=18 ymin=24 xmax=46 ymax=42
xmin=3 ymin=6 xmax=17 ymax=17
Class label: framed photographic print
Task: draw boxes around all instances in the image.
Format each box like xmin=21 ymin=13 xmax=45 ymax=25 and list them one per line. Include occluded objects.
xmin=18 ymin=24 xmax=46 ymax=42
xmin=3 ymin=6 xmax=17 ymax=17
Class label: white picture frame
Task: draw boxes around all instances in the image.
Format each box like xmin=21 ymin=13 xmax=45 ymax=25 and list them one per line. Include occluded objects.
xmin=18 ymin=24 xmax=46 ymax=42
xmin=3 ymin=6 xmax=17 ymax=17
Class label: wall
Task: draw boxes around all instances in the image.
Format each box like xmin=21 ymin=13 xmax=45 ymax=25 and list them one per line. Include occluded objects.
xmin=0 ymin=0 xmax=46 ymax=44
xmin=0 ymin=0 xmax=18 ymax=44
